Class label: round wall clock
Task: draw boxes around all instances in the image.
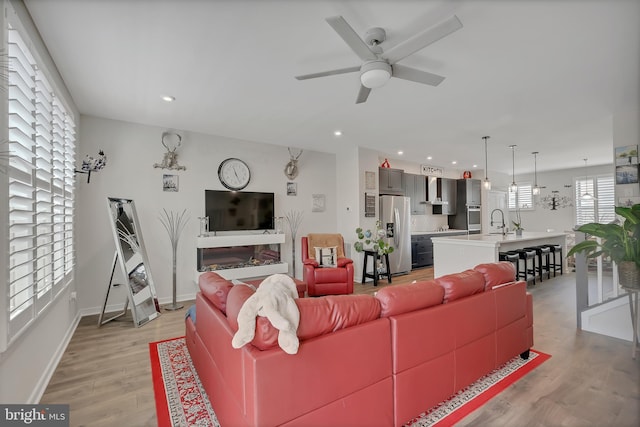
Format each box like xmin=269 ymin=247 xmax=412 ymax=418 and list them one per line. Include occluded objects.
xmin=218 ymin=158 xmax=251 ymax=190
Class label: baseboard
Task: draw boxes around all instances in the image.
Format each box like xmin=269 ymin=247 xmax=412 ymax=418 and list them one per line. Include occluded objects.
xmin=29 ymin=311 xmax=82 ymax=404
xmin=80 ymin=292 xmax=198 ymax=317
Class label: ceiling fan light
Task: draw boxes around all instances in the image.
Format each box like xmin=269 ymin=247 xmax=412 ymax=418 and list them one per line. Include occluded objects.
xmin=360 ymin=69 xmax=391 ymax=88
xmin=360 ymin=61 xmax=392 ymax=89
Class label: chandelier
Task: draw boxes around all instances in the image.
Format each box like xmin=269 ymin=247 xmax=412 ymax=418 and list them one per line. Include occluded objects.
xmin=539 ymin=190 xmax=573 ymax=210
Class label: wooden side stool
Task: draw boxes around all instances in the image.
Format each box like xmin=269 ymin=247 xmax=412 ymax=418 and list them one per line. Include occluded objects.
xmin=362 ymin=250 xmax=392 ymax=286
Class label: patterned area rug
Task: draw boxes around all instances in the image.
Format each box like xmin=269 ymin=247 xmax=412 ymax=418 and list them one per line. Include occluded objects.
xmin=149 ymin=337 xmax=550 ymax=427
xmin=149 ymin=337 xmax=219 ymax=427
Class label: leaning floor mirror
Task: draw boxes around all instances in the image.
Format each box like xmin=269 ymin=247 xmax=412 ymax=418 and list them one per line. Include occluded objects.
xmin=100 ymin=197 xmax=161 ymax=327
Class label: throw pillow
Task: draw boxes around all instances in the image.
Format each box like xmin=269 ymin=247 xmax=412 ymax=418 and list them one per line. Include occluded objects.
xmin=314 ymin=246 xmax=338 ymax=267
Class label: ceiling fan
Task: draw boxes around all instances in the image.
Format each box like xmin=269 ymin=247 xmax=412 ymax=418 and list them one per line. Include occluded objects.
xmin=295 ymin=14 xmax=463 ymax=104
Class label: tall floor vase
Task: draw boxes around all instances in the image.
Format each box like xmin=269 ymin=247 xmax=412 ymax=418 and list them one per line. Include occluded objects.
xmin=159 ymin=209 xmax=189 ymax=311
xmin=285 ymin=210 xmax=303 ymax=278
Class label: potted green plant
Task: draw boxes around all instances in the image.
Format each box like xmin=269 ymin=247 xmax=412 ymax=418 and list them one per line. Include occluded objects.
xmin=512 ymin=210 xmax=524 ymax=236
xmin=354 ymin=220 xmax=394 ymax=256
xmin=354 ymin=221 xmax=394 ymax=273
xmin=567 ymin=204 xmax=640 ymax=289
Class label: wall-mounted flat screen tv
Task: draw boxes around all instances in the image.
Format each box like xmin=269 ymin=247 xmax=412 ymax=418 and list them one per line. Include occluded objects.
xmin=205 ymin=190 xmax=274 ymax=231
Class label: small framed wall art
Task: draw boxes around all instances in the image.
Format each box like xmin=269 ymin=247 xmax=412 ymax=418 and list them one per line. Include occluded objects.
xmin=163 ymin=174 xmax=178 ymax=192
xmin=365 ymin=193 xmax=376 ymax=217
xmin=287 ymin=182 xmax=297 ymax=196
xmin=312 ymin=194 xmax=326 ymax=212
xmin=619 ymin=196 xmax=640 ymax=207
xmin=365 ymin=171 xmax=376 ymax=190
xmin=615 ymin=145 xmax=638 ymax=166
xmin=616 ymin=165 xmax=639 ymax=185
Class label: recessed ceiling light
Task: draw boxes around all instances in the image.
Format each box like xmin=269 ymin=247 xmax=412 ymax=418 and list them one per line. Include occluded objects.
xmin=452 ymin=161 xmax=457 ymax=165
xmin=473 ymin=164 xmax=478 ymax=168
xmin=398 ymin=151 xmax=404 ymax=155
xmin=427 ymin=156 xmax=432 ymax=160
xmin=333 ymin=130 xmax=342 ymax=136
xmin=162 ymin=95 xmax=175 ymax=102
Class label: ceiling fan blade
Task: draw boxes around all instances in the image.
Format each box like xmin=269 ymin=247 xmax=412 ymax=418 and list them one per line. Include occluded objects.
xmin=355 ymin=85 xmax=371 ymax=104
xmin=384 ymin=15 xmax=463 ymax=64
xmin=295 ymin=66 xmax=360 ymax=80
xmin=326 ymin=16 xmax=378 ymax=61
xmin=392 ymin=64 xmax=445 ymax=86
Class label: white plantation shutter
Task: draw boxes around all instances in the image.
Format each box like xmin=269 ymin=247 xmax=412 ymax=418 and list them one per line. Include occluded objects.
xmin=6 ymin=26 xmax=76 ymax=343
xmin=575 ymin=175 xmax=614 ymax=225
xmin=508 ymin=183 xmax=533 ymax=210
xmin=596 ymin=176 xmax=615 ymax=223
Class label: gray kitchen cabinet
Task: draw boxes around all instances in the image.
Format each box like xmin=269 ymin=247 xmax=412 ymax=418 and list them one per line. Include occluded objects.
xmin=412 ymin=231 xmax=469 ymax=269
xmin=404 ymin=173 xmax=426 ymax=214
xmin=432 ymin=178 xmax=457 ymax=215
xmin=411 ymin=235 xmax=433 ymax=268
xmin=458 ymin=178 xmax=481 ymax=205
xmin=379 ymin=167 xmax=405 ymax=196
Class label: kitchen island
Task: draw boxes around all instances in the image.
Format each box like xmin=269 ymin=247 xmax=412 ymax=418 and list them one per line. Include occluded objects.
xmin=431 ymin=231 xmax=567 ymax=277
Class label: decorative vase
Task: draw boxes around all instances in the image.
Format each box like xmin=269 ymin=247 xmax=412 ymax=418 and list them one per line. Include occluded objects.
xmin=618 ymin=261 xmax=640 ymax=289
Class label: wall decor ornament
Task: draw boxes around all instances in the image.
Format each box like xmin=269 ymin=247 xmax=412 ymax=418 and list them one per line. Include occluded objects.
xmin=538 ymin=190 xmax=573 ymax=210
xmin=284 ymin=147 xmax=303 ymax=180
xmin=153 ymin=131 xmax=186 ymax=171
xmin=75 ymin=149 xmax=107 ymax=183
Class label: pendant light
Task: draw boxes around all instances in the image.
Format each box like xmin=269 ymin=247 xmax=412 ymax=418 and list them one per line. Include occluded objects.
xmin=581 ymin=158 xmax=597 ymax=200
xmin=483 ymin=136 xmax=491 ymax=190
xmin=509 ymin=145 xmax=518 ymax=193
xmin=532 ymin=151 xmax=540 ymax=195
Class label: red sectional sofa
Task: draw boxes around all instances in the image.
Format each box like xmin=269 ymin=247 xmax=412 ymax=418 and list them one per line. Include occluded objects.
xmin=185 ymin=262 xmax=533 ymax=427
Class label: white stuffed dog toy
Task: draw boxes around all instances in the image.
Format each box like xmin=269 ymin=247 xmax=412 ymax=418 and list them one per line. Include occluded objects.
xmin=231 ymin=274 xmax=300 ymax=354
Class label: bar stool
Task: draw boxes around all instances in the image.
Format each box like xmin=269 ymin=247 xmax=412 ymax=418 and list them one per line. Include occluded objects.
xmin=544 ymin=244 xmax=563 ymax=276
xmin=515 ymin=248 xmax=537 ymax=285
xmin=499 ymin=251 xmax=520 ymax=280
xmin=524 ymin=246 xmax=551 ymax=282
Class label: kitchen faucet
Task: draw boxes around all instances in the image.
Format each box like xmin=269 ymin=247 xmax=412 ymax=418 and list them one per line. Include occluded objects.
xmin=490 ymin=209 xmax=506 ymax=235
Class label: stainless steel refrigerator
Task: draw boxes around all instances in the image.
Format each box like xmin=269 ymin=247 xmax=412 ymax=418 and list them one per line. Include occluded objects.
xmin=379 ymin=195 xmax=412 ymax=275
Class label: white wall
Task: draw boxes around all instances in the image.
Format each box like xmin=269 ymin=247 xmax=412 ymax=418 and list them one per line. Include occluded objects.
xmin=75 ymin=116 xmax=337 ymax=314
xmin=517 ymin=164 xmax=613 ymax=233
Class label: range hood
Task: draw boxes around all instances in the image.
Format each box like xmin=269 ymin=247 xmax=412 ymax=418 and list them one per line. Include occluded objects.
xmin=426 ymin=176 xmax=448 ymax=205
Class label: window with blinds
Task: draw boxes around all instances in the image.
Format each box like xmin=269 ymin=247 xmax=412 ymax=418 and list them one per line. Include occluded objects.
xmin=7 ymin=26 xmax=76 ymax=342
xmin=574 ymin=175 xmax=614 ymax=225
xmin=508 ymin=182 xmax=534 ymax=210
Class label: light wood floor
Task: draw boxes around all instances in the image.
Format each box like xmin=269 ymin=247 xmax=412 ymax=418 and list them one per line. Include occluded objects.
xmin=41 ymin=269 xmax=640 ymax=426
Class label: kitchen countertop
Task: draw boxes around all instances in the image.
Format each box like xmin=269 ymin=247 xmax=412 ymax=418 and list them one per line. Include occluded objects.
xmin=430 ymin=231 xmax=569 ymax=277
xmin=411 ymin=229 xmax=469 ymax=236
xmin=430 ymin=231 xmax=568 ymax=247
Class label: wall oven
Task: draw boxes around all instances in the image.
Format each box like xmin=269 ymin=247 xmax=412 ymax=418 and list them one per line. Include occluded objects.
xmin=467 ymin=205 xmax=481 ymax=231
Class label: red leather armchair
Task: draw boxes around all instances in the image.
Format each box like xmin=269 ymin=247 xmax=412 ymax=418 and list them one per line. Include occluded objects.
xmin=301 ymin=234 xmax=354 ymax=296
